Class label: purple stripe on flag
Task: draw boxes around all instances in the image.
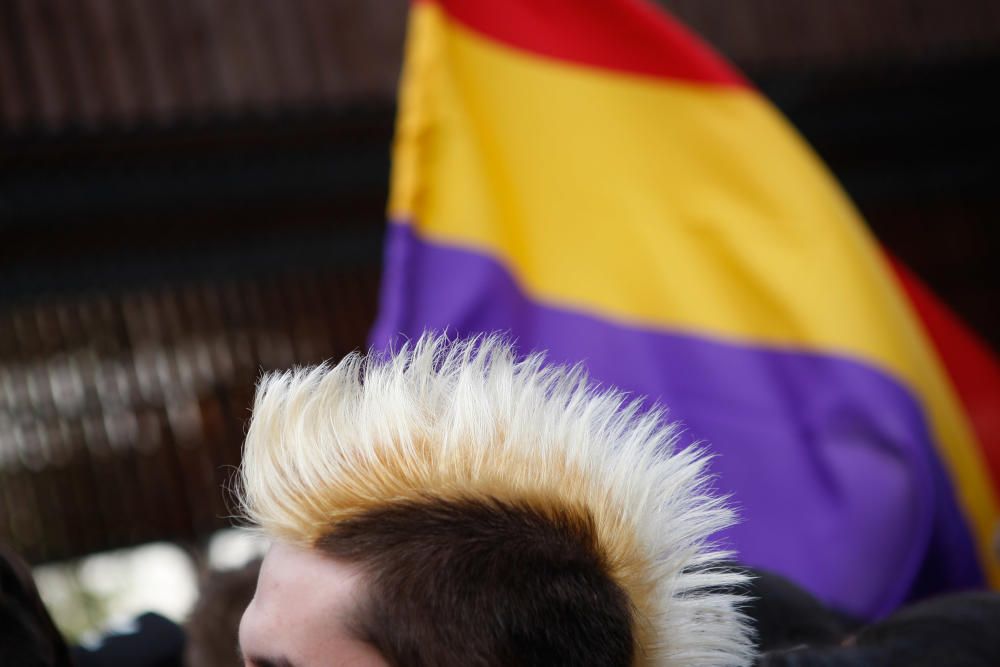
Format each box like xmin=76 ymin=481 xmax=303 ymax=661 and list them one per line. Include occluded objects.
xmin=370 ymin=222 xmax=983 ymax=617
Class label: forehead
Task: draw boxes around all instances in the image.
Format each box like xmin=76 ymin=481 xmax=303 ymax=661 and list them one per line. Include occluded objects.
xmin=239 ymin=542 xmax=384 ymax=667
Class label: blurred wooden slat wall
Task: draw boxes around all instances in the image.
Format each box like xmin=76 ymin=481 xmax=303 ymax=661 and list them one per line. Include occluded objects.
xmin=664 ymin=0 xmax=1000 ymax=69
xmin=0 ymin=1 xmax=405 ymax=562
xmin=0 ymin=0 xmax=406 ymax=130
xmin=0 ymin=270 xmax=379 ymax=562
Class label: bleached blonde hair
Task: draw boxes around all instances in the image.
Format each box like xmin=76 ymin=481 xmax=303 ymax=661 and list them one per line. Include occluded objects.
xmin=238 ymin=333 xmax=753 ymax=667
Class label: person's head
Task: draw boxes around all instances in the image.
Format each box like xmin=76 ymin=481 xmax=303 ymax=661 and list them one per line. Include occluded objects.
xmin=755 ymin=591 xmax=1000 ymax=667
xmin=184 ymin=559 xmax=262 ymax=667
xmin=0 ymin=543 xmax=73 ymax=667
xmin=237 ymin=334 xmax=753 ymax=666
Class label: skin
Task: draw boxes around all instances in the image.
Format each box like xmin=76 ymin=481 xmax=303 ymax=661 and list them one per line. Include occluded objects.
xmin=238 ymin=542 xmax=389 ymax=667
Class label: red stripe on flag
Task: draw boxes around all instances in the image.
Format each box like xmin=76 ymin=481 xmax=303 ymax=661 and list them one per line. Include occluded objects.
xmin=418 ymin=0 xmax=748 ymax=87
xmin=890 ymin=257 xmax=1000 ymax=493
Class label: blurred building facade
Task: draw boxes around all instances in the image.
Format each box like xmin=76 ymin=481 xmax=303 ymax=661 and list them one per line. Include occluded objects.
xmin=1 ymin=0 xmax=998 ymax=564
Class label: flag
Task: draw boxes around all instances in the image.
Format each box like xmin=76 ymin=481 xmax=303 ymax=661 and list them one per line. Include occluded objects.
xmin=369 ymin=0 xmax=1000 ymax=617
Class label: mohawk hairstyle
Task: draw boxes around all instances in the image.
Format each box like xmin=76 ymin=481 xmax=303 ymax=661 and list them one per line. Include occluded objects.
xmin=238 ymin=334 xmax=753 ymax=667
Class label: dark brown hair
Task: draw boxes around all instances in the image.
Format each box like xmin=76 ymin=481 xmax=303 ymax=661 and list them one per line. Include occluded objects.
xmin=316 ymin=496 xmax=635 ymax=667
xmin=184 ymin=559 xmax=262 ymax=667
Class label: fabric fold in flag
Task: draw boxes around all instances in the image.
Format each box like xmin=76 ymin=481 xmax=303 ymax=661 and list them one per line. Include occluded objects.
xmin=371 ymin=0 xmax=1000 ymax=618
